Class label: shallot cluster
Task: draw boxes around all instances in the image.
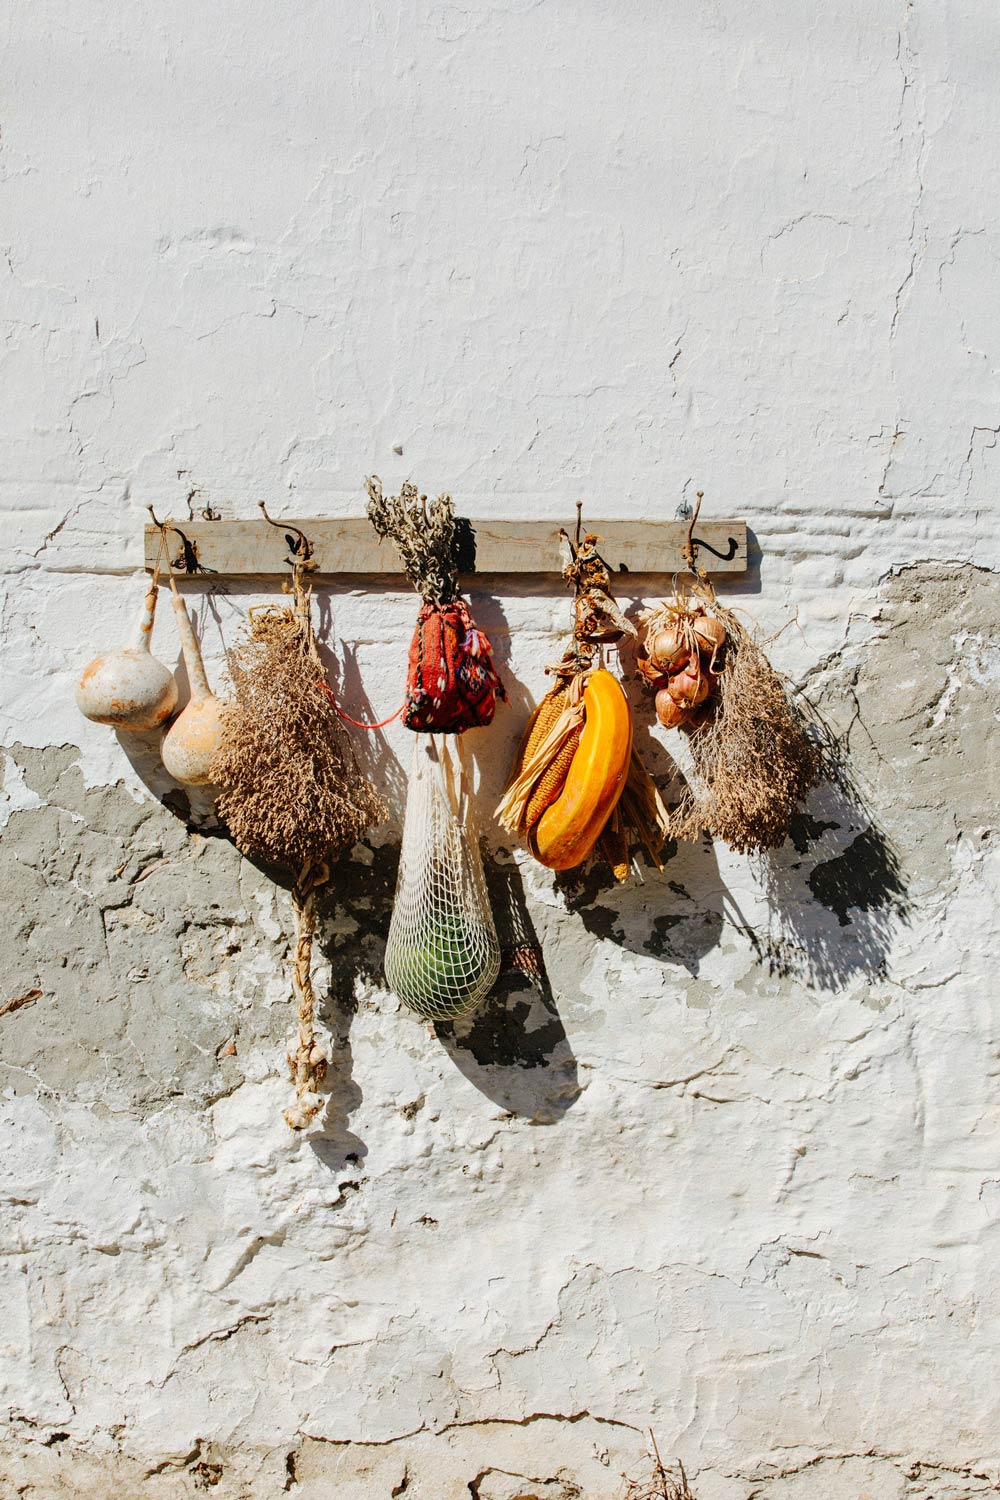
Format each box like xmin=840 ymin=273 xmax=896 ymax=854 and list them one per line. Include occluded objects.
xmin=637 ymin=601 xmax=727 ymax=729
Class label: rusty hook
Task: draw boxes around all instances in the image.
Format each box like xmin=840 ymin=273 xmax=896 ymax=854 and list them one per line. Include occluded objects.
xmin=681 ymin=492 xmax=740 ymax=566
xmin=258 ymin=501 xmax=315 ymax=569
xmin=690 ymin=532 xmax=740 ymax=562
xmin=146 ymin=506 xmax=205 ymax=575
xmin=558 ymin=501 xmax=586 ymax=565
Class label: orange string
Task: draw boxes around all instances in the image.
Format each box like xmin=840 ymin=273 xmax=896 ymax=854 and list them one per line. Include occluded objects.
xmin=318 ymin=682 xmax=405 ymax=731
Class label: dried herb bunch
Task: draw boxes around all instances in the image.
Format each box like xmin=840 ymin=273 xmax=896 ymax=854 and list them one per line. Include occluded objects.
xmin=212 ymin=570 xmax=385 ymax=1129
xmin=214 ymin=599 xmax=384 ymax=870
xmin=671 ymin=598 xmax=820 ymax=853
xmin=366 ymin=476 xmax=457 ymax=603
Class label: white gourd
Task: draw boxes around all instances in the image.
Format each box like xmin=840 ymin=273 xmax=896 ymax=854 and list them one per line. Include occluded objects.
xmin=75 ymin=584 xmax=178 ymax=730
xmin=160 ymin=586 xmax=224 ymax=786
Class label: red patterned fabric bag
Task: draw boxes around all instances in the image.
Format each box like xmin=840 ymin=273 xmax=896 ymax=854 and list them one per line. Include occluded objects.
xmin=404 ymin=600 xmax=505 ymax=733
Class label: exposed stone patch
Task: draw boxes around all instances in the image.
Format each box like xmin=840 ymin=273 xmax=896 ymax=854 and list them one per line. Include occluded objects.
xmin=813 ymin=563 xmax=1000 ymax=899
xmin=0 ymin=744 xmax=399 ymax=1114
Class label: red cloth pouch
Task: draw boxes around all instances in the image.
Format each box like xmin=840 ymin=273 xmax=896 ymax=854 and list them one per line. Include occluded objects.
xmin=404 ymin=600 xmax=505 ymax=733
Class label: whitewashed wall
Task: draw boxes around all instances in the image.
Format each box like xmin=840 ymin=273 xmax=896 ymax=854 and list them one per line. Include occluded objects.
xmin=2 ymin=2 xmax=1000 ymax=1496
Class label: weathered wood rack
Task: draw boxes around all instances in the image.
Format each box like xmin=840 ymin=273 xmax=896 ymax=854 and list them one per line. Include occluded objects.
xmin=144 ymin=515 xmax=749 ymax=580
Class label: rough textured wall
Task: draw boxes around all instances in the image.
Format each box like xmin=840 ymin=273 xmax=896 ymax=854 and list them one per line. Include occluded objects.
xmin=2 ymin=1 xmax=1000 ymax=1496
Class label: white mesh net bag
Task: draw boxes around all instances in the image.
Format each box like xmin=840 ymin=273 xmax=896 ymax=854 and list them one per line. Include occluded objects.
xmin=385 ymin=733 xmax=500 ymax=1021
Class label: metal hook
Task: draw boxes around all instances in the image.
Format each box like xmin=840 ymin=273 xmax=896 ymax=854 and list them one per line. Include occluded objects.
xmin=689 ymin=533 xmax=740 ymax=562
xmin=681 ymin=491 xmax=705 ymax=576
xmin=258 ymin=501 xmax=315 ymax=568
xmin=683 ymin=491 xmax=739 ymax=564
xmin=146 ymin=506 xmax=204 ymax=575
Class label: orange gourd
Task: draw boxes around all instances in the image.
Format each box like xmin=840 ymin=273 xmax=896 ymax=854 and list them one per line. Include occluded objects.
xmin=531 ymin=670 xmax=633 ymax=871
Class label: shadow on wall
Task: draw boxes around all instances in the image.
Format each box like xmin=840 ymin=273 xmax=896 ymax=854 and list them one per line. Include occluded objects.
xmin=748 ymin=709 xmax=910 ymax=990
xmin=458 ymin=591 xmax=539 ymax=812
xmin=311 ymin=590 xmax=410 ymax=823
xmin=552 ymin=719 xmax=725 ymax=976
xmin=308 ymin=972 xmax=366 ymax=1177
xmin=306 ymin=841 xmax=401 ymax=1175
xmin=115 ymin=751 xmax=582 ymax=1148
xmin=433 ymin=852 xmax=581 ymax=1124
xmin=114 ymin=725 xmax=225 ymax=831
xmin=305 ymin=841 xmax=583 ymax=1165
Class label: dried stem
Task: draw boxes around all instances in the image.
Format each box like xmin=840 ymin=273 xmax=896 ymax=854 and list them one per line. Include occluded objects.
xmin=621 ymin=1432 xmax=696 ymax=1499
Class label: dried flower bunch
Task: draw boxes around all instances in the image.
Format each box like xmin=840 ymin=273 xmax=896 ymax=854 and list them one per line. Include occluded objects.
xmin=366 ymin=477 xmax=458 ymax=604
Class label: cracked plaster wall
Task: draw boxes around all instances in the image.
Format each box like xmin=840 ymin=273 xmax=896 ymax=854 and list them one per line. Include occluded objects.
xmin=2 ymin=2 xmax=1000 ymax=1496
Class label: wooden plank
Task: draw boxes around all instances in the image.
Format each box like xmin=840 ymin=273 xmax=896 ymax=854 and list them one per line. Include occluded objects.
xmin=144 ymin=517 xmax=748 ymax=579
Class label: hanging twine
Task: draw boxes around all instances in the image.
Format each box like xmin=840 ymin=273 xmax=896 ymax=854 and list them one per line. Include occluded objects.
xmin=148 ymin=514 xmax=172 ymax=593
xmin=282 ymin=563 xmax=331 ymax=1129
xmin=680 ymin=490 xmax=709 ymax=580
xmin=318 ymin=683 xmax=405 ymax=731
xmin=284 ymin=854 xmax=331 ymax=1130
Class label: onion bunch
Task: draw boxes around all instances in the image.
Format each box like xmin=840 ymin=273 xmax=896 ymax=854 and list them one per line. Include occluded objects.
xmin=637 ymin=596 xmax=727 ymax=728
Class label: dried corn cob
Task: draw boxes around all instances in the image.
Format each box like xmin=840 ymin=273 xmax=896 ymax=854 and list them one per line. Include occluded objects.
xmin=524 ymin=720 xmax=584 ymax=828
xmin=598 ymin=809 xmax=631 ymax=883
xmin=496 ymin=676 xmax=587 ymax=837
xmin=511 ymin=683 xmax=568 ymax=778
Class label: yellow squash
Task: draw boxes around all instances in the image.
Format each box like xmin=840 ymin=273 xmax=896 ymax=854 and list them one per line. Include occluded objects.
xmin=531 ymin=669 xmax=633 ymax=871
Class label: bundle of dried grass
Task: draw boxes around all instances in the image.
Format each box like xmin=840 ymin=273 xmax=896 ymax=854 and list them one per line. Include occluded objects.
xmin=670 ymin=599 xmax=820 ymax=853
xmin=214 ymin=603 xmax=383 ymax=870
xmin=212 ymin=571 xmax=386 ymax=1130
